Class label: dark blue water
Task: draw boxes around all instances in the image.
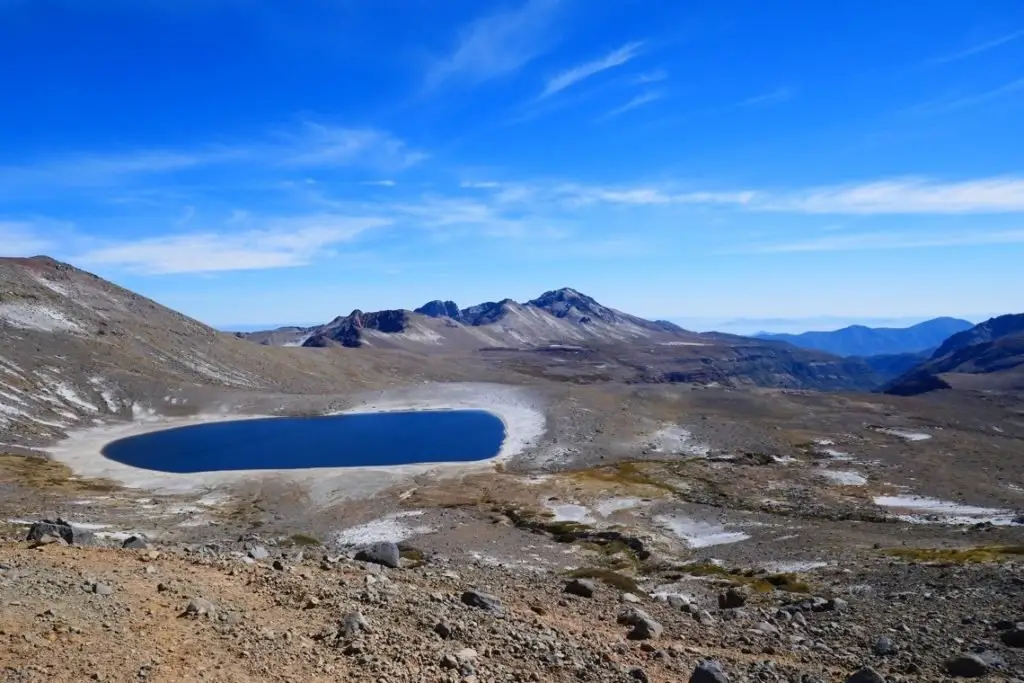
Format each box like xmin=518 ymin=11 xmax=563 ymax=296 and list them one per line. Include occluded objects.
xmin=101 ymin=410 xmax=506 ymax=474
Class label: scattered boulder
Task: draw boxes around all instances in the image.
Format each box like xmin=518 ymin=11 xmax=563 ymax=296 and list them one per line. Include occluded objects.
xmin=92 ymin=582 xmax=115 ymax=596
xmin=872 ymin=636 xmax=898 ymax=656
xmin=846 ymin=666 xmax=886 ymax=683
xmin=564 ymin=578 xmax=596 ymax=598
xmin=121 ymin=536 xmax=149 ymax=550
xmin=1001 ymin=626 xmax=1024 ymax=648
xmin=354 ymin=541 xmax=400 ymax=569
xmin=26 ymin=519 xmax=94 ymax=546
xmin=339 ymin=612 xmax=369 ymax=639
xmin=247 ymin=545 xmax=269 ymax=561
xmin=433 ymin=621 xmax=453 ymax=639
xmin=718 ymin=587 xmax=748 ymax=609
xmin=690 ymin=660 xmax=729 ymax=683
xmin=461 ymin=590 xmax=503 ymax=615
xmin=617 ymin=607 xmax=663 ymax=640
xmin=184 ymin=598 xmax=215 ymax=618
xmin=944 ymin=653 xmax=994 ymax=678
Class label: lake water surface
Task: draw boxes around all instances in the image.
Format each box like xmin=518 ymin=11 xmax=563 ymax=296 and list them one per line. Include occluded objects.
xmin=101 ymin=410 xmax=506 ymax=473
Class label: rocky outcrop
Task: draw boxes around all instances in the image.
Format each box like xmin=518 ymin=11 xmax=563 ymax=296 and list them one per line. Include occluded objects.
xmin=414 ymin=300 xmax=462 ymax=321
xmin=302 ymin=309 xmax=412 ymax=348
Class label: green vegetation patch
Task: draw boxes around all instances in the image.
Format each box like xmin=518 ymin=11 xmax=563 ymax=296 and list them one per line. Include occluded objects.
xmin=669 ymin=562 xmax=811 ymax=593
xmin=567 ymin=567 xmax=644 ymax=596
xmin=883 ymin=545 xmax=1024 ymax=564
xmin=288 ymin=533 xmax=322 ymax=547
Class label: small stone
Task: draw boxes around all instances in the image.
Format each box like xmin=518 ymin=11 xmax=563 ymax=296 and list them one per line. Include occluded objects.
xmin=272 ymin=560 xmax=285 ymax=571
xmin=718 ymin=587 xmax=748 ymax=609
xmin=441 ymin=654 xmax=460 ymax=670
xmin=872 ymin=636 xmax=897 ymax=656
xmin=354 ymin=541 xmax=400 ymax=569
xmin=828 ymin=597 xmax=849 ymax=612
xmin=845 ymin=666 xmax=886 ymax=683
xmin=461 ymin=590 xmax=503 ymax=614
xmin=617 ymin=607 xmax=662 ymax=640
xmin=564 ymin=578 xmax=596 ymax=598
xmin=434 ymin=622 xmax=453 ymax=639
xmin=753 ymin=621 xmax=778 ymax=635
xmin=621 ymin=593 xmax=642 ymax=604
xmin=629 ymin=667 xmax=650 ymax=682
xmin=247 ymin=545 xmax=269 ymax=561
xmin=339 ymin=612 xmax=369 ymax=638
xmin=689 ymin=659 xmax=729 ymax=683
xmin=92 ymin=583 xmax=115 ymax=596
xmin=184 ymin=598 xmax=215 ymax=617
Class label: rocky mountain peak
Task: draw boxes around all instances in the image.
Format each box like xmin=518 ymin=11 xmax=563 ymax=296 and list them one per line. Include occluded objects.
xmin=414 ymin=300 xmax=462 ymax=321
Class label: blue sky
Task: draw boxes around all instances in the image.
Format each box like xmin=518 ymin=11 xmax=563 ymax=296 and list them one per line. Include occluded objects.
xmin=1 ymin=0 xmax=1022 ymax=329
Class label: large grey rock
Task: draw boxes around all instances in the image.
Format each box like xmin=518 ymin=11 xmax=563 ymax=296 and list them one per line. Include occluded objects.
xmin=564 ymin=578 xmax=596 ymax=598
xmin=247 ymin=545 xmax=269 ymax=561
xmin=617 ymin=607 xmax=663 ymax=640
xmin=845 ymin=666 xmax=886 ymax=683
xmin=26 ymin=519 xmax=94 ymax=546
xmin=718 ymin=587 xmax=748 ymax=609
xmin=122 ymin=535 xmax=149 ymax=550
xmin=339 ymin=612 xmax=369 ymax=638
xmin=689 ymin=660 xmax=729 ymax=683
xmin=872 ymin=636 xmax=898 ymax=656
xmin=944 ymin=653 xmax=993 ymax=678
xmin=461 ymin=590 xmax=503 ymax=615
xmin=184 ymin=597 xmax=216 ymax=618
xmin=354 ymin=541 xmax=400 ymax=569
xmin=1002 ymin=627 xmax=1024 ymax=648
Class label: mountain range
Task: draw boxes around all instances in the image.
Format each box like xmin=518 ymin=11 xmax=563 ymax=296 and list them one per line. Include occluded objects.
xmin=754 ymin=317 xmax=975 ymax=357
xmin=885 ymin=314 xmax=1024 ymax=395
xmin=2 ymin=255 xmax=1021 ymax=442
xmin=242 ymin=288 xmax=692 ymax=351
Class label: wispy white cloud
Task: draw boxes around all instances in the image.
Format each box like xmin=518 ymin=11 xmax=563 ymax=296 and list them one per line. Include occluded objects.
xmin=541 ymin=41 xmax=643 ymax=98
xmin=279 ymin=122 xmax=427 ymax=170
xmin=737 ymin=229 xmax=1024 ymax=254
xmin=424 ymin=0 xmax=562 ymax=90
xmin=633 ymin=70 xmax=668 ymax=84
xmin=76 ymin=215 xmax=390 ymax=274
xmin=0 ymin=122 xmax=424 ymax=194
xmin=601 ymin=91 xmax=663 ymax=119
xmin=361 ymin=180 xmax=397 ymax=187
xmin=462 ymin=175 xmax=1024 ymax=214
xmin=927 ymin=29 xmax=1024 ymax=67
xmin=764 ymin=177 xmax=1024 ymax=214
xmin=740 ymin=86 xmax=796 ymax=107
xmin=909 ymin=77 xmax=1024 ymax=114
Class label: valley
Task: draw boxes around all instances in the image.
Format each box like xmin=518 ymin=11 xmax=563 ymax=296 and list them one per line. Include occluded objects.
xmin=1 ymin=256 xmax=1023 ymax=682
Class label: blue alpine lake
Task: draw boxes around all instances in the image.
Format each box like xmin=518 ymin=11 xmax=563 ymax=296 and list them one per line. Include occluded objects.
xmin=101 ymin=410 xmax=506 ymax=474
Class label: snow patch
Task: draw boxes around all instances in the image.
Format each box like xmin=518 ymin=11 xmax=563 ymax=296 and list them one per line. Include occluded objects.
xmin=655 ymin=514 xmax=751 ymax=548
xmin=595 ymin=497 xmax=644 ymax=517
xmin=545 ymin=503 xmax=594 ymax=523
xmin=645 ymin=425 xmax=709 ymax=457
xmin=761 ymin=560 xmax=829 ymax=573
xmin=819 ymin=470 xmax=868 ymax=486
xmin=334 ymin=511 xmax=435 ymax=546
xmin=0 ymin=303 xmax=82 ymax=332
xmin=52 ymin=383 xmax=99 ymax=413
xmin=874 ymin=427 xmax=932 ymax=441
xmin=874 ymin=495 xmax=1017 ymax=525
xmin=658 ymin=341 xmax=708 ymax=347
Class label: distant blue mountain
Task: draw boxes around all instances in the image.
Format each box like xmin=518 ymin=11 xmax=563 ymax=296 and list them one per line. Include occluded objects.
xmin=754 ymin=317 xmax=974 ymax=357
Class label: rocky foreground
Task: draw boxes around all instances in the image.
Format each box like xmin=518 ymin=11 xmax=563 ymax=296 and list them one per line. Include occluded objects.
xmin=2 ymin=522 xmax=1023 ymax=683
